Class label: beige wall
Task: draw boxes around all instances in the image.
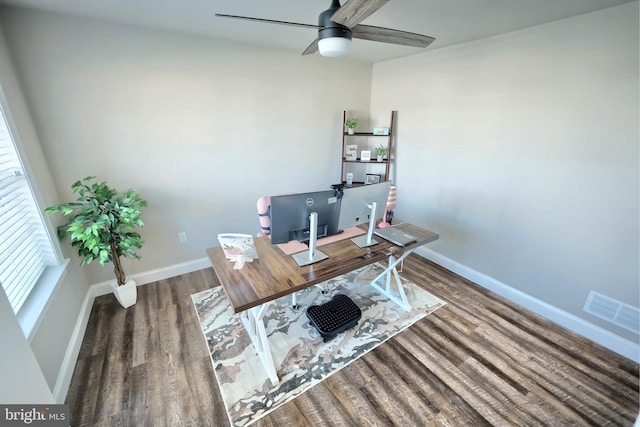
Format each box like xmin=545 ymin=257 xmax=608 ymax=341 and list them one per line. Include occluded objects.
xmin=371 ymin=2 xmax=639 ymax=341
xmin=0 ymin=20 xmax=89 ymax=395
xmin=0 ymin=1 xmax=637 ymax=402
xmin=0 ymin=6 xmax=372 ymax=397
xmin=0 ymin=7 xmax=373 ymax=284
xmin=0 ymin=289 xmax=54 ymax=403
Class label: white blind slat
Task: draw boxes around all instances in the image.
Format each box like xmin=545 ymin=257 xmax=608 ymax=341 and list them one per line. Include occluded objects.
xmin=0 ymin=104 xmax=57 ymax=313
xmin=0 ymin=225 xmax=40 ymax=270
xmin=7 ymin=262 xmax=44 ymax=312
xmin=3 ymin=254 xmax=42 ymax=299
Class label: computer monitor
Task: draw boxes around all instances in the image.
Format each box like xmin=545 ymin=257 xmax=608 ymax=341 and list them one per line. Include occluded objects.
xmin=338 ymin=181 xmax=392 ymax=230
xmin=337 ymin=181 xmax=391 ymax=247
xmin=270 ymin=189 xmax=341 ymax=245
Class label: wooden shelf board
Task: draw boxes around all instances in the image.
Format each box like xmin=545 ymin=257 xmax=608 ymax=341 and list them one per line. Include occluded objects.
xmin=344 ymin=132 xmax=389 ymax=136
xmin=343 ymin=159 xmax=389 ymax=163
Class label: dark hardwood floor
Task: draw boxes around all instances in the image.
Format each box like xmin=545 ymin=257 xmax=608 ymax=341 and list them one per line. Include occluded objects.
xmin=65 ymin=255 xmax=639 ymax=426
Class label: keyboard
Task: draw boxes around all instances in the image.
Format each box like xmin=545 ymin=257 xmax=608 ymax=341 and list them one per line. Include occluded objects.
xmin=374 ymin=227 xmax=417 ymax=246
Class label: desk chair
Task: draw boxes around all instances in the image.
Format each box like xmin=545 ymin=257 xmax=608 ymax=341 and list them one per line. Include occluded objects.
xmin=377 ymin=185 xmax=396 ymax=228
xmin=256 ymin=195 xmax=326 ymax=309
xmin=256 ymin=196 xmax=272 ymax=237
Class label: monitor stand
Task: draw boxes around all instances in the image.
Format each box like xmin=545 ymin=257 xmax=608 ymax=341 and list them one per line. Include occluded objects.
xmin=293 ymin=212 xmax=329 ymax=266
xmin=351 ymin=201 xmax=380 ymax=248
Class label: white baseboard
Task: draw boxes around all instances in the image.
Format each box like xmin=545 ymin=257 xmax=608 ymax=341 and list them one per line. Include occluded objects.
xmin=54 ymin=251 xmax=638 ymax=402
xmin=52 ymin=257 xmax=211 ymax=403
xmin=415 ymin=247 xmax=640 ymax=363
xmin=91 ymin=257 xmax=211 ymax=297
xmin=52 ymin=288 xmax=95 ymax=403
xmin=132 ymin=257 xmax=211 ymax=285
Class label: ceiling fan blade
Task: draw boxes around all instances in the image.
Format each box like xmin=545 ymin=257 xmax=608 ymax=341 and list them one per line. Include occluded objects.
xmin=331 ymin=0 xmax=390 ymax=28
xmin=351 ymin=24 xmax=435 ymax=48
xmin=302 ymin=39 xmax=319 ymax=55
xmin=215 ymin=14 xmax=319 ymax=30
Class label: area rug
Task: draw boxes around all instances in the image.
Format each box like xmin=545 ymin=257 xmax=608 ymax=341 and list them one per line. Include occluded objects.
xmin=191 ymin=262 xmax=446 ymax=427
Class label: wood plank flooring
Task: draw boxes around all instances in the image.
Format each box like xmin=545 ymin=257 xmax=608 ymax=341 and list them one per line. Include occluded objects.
xmin=65 ymin=255 xmax=639 ymax=426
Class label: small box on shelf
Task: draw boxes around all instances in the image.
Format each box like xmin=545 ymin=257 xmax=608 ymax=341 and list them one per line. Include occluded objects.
xmin=365 ymin=174 xmax=381 ymax=185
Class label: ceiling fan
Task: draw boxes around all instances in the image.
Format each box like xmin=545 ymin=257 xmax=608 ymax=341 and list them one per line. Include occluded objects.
xmin=216 ymin=0 xmax=435 ymax=58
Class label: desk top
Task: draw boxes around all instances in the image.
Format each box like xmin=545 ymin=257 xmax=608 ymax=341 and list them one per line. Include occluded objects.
xmin=207 ymin=222 xmax=438 ymax=314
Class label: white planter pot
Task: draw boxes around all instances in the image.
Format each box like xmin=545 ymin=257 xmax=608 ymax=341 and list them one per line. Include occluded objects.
xmin=377 ymin=155 xmax=384 ymax=162
xmin=347 ymin=128 xmax=355 ymax=135
xmin=112 ymin=279 xmax=137 ymax=308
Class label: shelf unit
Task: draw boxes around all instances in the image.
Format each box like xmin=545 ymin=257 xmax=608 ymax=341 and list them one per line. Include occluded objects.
xmin=340 ymin=110 xmax=396 ymax=185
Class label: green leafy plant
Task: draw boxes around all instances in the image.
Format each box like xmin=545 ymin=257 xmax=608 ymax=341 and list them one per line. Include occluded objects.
xmin=44 ymin=176 xmax=147 ymax=286
xmin=375 ymin=144 xmax=388 ymax=157
xmin=345 ymin=117 xmax=359 ymax=129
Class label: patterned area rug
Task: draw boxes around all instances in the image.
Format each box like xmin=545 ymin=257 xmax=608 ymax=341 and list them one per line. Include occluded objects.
xmin=191 ymin=262 xmax=446 ymax=427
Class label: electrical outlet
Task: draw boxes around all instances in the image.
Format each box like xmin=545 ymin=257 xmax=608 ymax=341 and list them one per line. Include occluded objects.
xmin=178 ymin=232 xmax=187 ymax=243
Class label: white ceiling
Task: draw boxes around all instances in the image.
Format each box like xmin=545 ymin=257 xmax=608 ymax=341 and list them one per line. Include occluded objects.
xmin=0 ymin=0 xmax=634 ymax=62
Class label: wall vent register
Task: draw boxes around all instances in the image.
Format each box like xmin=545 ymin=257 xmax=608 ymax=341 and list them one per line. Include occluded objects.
xmin=583 ymin=291 xmax=639 ymax=334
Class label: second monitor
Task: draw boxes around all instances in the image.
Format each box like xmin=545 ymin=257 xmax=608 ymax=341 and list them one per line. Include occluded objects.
xmin=338 ymin=181 xmax=392 ymax=247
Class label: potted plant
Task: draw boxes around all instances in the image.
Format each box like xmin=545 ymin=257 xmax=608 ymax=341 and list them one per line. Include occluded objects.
xmin=45 ymin=176 xmax=147 ymax=308
xmin=375 ymin=144 xmax=388 ymax=161
xmin=345 ymin=117 xmax=359 ymax=134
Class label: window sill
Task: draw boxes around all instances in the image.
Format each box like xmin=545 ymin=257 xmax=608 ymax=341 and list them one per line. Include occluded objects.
xmin=18 ymin=259 xmax=70 ymax=342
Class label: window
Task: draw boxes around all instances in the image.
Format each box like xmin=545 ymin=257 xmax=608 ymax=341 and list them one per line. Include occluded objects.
xmin=0 ymin=91 xmax=67 ymax=339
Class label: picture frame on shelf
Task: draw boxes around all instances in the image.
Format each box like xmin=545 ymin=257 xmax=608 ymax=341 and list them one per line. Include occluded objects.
xmin=373 ymin=127 xmax=390 ymax=135
xmin=365 ymin=174 xmax=381 ymax=185
xmin=360 ymin=150 xmax=371 ymax=162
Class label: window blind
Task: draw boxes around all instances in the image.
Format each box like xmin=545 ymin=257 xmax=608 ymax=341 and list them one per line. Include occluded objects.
xmin=0 ymin=109 xmax=56 ymax=313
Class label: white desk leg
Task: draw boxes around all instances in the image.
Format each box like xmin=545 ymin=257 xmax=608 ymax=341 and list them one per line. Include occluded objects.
xmin=370 ymin=251 xmax=414 ymax=312
xmin=240 ymin=303 xmax=280 ymax=385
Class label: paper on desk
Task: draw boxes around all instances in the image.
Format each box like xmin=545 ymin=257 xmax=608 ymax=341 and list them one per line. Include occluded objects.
xmin=217 ymin=233 xmax=258 ymax=269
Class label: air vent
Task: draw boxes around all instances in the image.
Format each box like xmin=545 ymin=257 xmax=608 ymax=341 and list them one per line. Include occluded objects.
xmin=584 ymin=291 xmax=639 ymax=334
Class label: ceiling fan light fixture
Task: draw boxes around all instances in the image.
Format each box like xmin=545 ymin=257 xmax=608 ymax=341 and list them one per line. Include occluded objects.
xmin=318 ymin=37 xmax=351 ymax=57
xmin=317 ymin=0 xmax=351 ymax=57
xmin=216 ymin=0 xmax=435 ymax=58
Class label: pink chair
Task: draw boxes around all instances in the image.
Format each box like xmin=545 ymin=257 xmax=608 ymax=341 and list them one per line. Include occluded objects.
xmin=256 ymin=196 xmax=271 ymax=237
xmin=377 ymin=185 xmax=397 ymax=228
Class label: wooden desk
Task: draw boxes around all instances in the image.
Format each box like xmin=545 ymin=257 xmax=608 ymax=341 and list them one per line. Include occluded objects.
xmin=206 ymin=221 xmax=438 ymax=384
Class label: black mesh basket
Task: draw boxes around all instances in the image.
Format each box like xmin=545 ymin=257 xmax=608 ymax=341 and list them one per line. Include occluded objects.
xmin=307 ymin=294 xmax=362 ymax=342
